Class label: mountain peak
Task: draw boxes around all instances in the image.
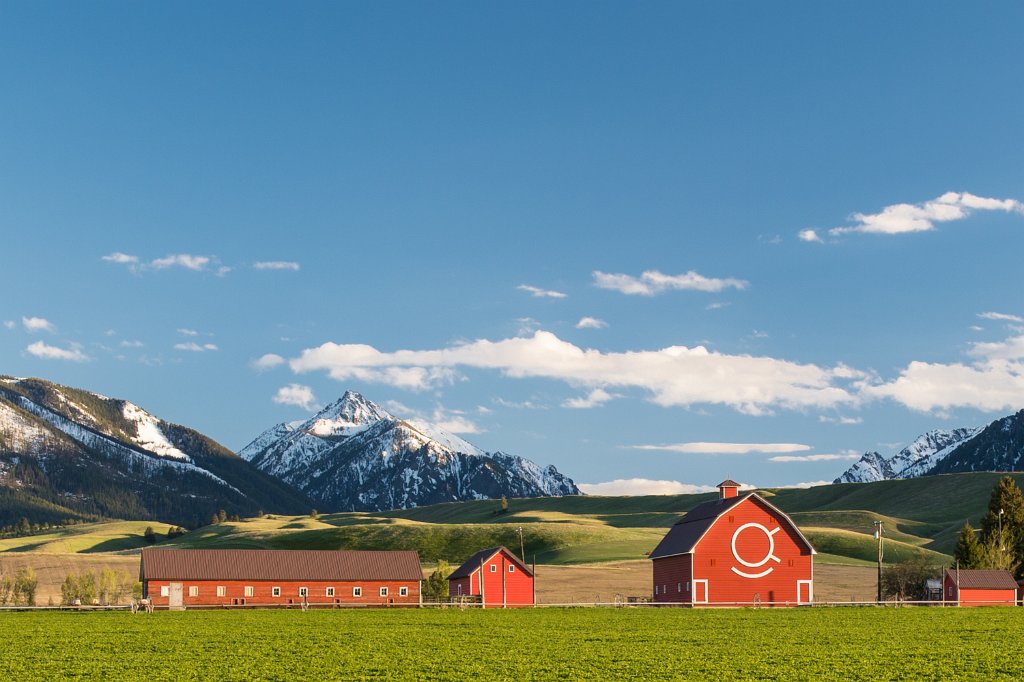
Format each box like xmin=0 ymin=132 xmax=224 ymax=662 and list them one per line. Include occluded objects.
xmin=307 ymin=391 xmax=393 ymax=435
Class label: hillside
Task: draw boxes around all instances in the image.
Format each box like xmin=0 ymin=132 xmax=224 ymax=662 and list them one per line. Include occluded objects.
xmin=0 ymin=377 xmax=311 ymax=529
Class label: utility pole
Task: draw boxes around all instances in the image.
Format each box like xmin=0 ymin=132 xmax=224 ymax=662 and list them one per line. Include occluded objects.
xmin=516 ymin=526 xmax=525 ymax=562
xmin=874 ymin=520 xmax=884 ymax=603
xmin=999 ymin=508 xmax=1005 ymax=552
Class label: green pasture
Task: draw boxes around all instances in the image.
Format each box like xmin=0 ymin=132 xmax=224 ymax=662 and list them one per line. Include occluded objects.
xmin=3 ymin=608 xmax=1024 ymax=680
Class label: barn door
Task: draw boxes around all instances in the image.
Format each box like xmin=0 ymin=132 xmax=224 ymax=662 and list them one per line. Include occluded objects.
xmin=797 ymin=580 xmax=812 ymax=605
xmin=169 ymin=583 xmax=184 ymax=610
xmin=693 ymin=579 xmax=708 ymax=605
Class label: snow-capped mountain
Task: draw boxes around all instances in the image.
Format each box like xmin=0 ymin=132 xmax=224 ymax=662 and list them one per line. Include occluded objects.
xmin=239 ymin=390 xmax=581 ymax=511
xmin=0 ymin=377 xmax=309 ymax=528
xmin=833 ymin=417 xmax=1023 ymax=484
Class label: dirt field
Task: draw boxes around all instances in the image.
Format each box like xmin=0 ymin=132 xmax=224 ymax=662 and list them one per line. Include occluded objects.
xmin=533 ymin=561 xmax=877 ymax=604
xmin=0 ymin=554 xmax=140 ymax=605
xmin=2 ymin=553 xmax=878 ymax=606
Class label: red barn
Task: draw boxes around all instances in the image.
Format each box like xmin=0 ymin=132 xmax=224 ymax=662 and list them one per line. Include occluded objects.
xmin=448 ymin=546 xmax=534 ymax=607
xmin=943 ymin=569 xmax=1017 ymax=606
xmin=649 ymin=480 xmax=815 ymax=607
xmin=140 ymin=548 xmax=422 ymax=608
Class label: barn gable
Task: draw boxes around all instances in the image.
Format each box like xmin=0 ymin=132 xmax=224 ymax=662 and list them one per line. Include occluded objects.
xmin=449 ymin=546 xmax=534 ymax=579
xmin=649 ymin=492 xmax=816 ymax=561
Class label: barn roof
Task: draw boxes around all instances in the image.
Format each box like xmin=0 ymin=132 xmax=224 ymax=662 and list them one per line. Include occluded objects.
xmin=140 ymin=549 xmax=422 ymax=582
xmin=945 ymin=568 xmax=1018 ymax=590
xmin=448 ymin=546 xmax=533 ymax=579
xmin=717 ymin=479 xmax=741 ymax=488
xmin=648 ymin=492 xmax=816 ymax=560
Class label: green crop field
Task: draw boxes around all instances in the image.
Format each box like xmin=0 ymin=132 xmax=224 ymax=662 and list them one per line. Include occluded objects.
xmin=3 ymin=608 xmax=1024 ymax=680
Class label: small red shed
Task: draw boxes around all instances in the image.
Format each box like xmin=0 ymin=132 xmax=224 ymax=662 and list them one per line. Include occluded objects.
xmin=448 ymin=546 xmax=534 ymax=608
xmin=649 ymin=480 xmax=816 ymax=607
xmin=943 ymin=569 xmax=1017 ymax=606
xmin=140 ymin=548 xmax=422 ymax=608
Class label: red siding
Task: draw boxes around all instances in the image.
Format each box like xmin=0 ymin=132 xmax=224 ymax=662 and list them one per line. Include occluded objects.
xmin=652 ymin=554 xmax=692 ymax=604
xmin=450 ymin=548 xmax=534 ymax=607
xmin=943 ymin=573 xmax=1016 ymax=606
xmin=655 ymin=496 xmax=813 ymax=607
xmin=143 ymin=579 xmax=420 ymax=607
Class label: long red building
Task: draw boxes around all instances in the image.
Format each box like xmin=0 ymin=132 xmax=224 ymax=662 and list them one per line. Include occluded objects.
xmin=649 ymin=480 xmax=815 ymax=606
xmin=943 ymin=568 xmax=1017 ymax=606
xmin=140 ymin=548 xmax=422 ymax=608
xmin=448 ymin=546 xmax=534 ymax=607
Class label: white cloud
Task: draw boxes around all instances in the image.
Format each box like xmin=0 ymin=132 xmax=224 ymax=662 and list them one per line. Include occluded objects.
xmin=819 ymin=415 xmax=863 ymax=425
xmin=177 ymin=328 xmax=199 ymax=336
xmin=22 ymin=316 xmax=56 ymax=333
xmin=575 ymin=317 xmax=608 ymax=330
xmin=2 ymin=320 xmax=15 ymax=330
xmin=289 ymin=331 xmax=858 ymax=415
xmin=769 ymin=451 xmax=861 ymax=463
xmin=970 ymin=325 xmax=985 ymax=332
xmin=798 ymin=229 xmax=823 ymax=243
xmin=517 ymin=284 xmax=567 ymax=299
xmin=578 ymin=479 xmax=718 ymax=496
xmin=101 ymin=252 xmax=139 ymax=265
xmin=629 ymin=442 xmax=813 ymax=454
xmin=254 ymin=261 xmax=301 ymax=271
xmin=774 ymin=480 xmax=832 ymax=489
xmin=593 ymin=269 xmax=747 ymax=295
xmin=174 ymin=342 xmax=218 ymax=352
xmin=253 ymin=353 xmax=286 ymax=370
xmin=151 ymin=254 xmax=211 ymax=271
xmin=562 ymin=388 xmax=617 ymax=409
xmin=273 ymin=384 xmax=319 ymax=411
xmin=119 ymin=340 xmax=145 ymax=348
xmin=979 ymin=311 xmax=1024 ymax=324
xmin=26 ymin=341 xmax=89 ymax=362
xmin=829 ymin=191 xmax=1024 ymax=237
xmin=864 ymin=332 xmax=1024 ymax=413
xmin=706 ymin=302 xmax=729 ymax=311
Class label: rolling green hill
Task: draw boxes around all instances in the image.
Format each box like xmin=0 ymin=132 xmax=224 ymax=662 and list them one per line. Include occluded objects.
xmin=5 ymin=472 xmax=1018 ymax=566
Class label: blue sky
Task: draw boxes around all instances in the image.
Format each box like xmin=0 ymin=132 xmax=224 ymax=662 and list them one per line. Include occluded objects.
xmin=2 ymin=2 xmax=1023 ymax=494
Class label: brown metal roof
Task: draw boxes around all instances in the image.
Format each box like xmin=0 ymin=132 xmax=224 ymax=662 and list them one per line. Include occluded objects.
xmin=717 ymin=479 xmax=741 ymax=488
xmin=140 ymin=549 xmax=422 ymax=582
xmin=945 ymin=568 xmax=1018 ymax=590
xmin=448 ymin=546 xmax=534 ymax=580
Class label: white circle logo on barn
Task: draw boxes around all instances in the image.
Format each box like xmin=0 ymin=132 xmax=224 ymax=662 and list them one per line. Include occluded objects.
xmin=730 ymin=523 xmax=782 ymax=579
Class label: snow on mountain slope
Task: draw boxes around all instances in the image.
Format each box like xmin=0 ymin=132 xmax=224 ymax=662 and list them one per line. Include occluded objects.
xmin=238 ymin=390 xmax=580 ymax=511
xmin=835 ymin=427 xmax=984 ymax=484
xmin=122 ymin=401 xmax=190 ymax=461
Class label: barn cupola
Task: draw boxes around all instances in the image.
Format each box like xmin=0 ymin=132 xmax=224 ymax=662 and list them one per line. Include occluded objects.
xmin=717 ymin=479 xmax=741 ymax=499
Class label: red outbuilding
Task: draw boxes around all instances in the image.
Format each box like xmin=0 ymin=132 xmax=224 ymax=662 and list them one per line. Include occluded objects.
xmin=649 ymin=480 xmax=816 ymax=607
xmin=943 ymin=569 xmax=1017 ymax=606
xmin=448 ymin=546 xmax=534 ymax=607
xmin=140 ymin=548 xmax=422 ymax=608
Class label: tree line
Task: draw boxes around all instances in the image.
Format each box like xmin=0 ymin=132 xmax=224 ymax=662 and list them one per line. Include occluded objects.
xmin=60 ymin=569 xmax=141 ymax=606
xmin=954 ymin=475 xmax=1024 ymax=576
xmin=0 ymin=567 xmax=38 ymax=606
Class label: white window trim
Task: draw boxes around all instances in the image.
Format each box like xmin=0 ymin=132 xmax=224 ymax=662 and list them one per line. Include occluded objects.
xmin=216 ymin=586 xmax=226 ymax=597
xmin=160 ymin=585 xmax=169 ymax=597
xmin=299 ymin=587 xmax=308 ymax=598
xmin=188 ymin=586 xmax=199 ymax=597
xmin=399 ymin=586 xmax=409 ymax=597
xmin=508 ymin=565 xmax=515 ymax=573
xmin=489 ymin=564 xmax=497 ymax=573
xmin=326 ymin=587 xmax=335 ymax=597
xmin=244 ymin=586 xmax=254 ymax=597
xmin=272 ymin=586 xmax=281 ymax=597
xmin=380 ymin=586 xmax=389 ymax=597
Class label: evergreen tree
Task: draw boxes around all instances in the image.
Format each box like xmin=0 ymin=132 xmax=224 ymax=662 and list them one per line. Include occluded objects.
xmin=980 ymin=476 xmax=1024 ymax=577
xmin=423 ymin=560 xmax=451 ymax=600
xmin=954 ymin=523 xmax=985 ymax=568
xmin=500 ymin=496 xmax=508 ymax=514
xmin=217 ymin=509 xmax=228 ymax=523
xmin=143 ymin=526 xmax=157 ymax=543
xmin=16 ymin=517 xmax=30 ymax=535
xmin=310 ymin=509 xmax=318 ymax=519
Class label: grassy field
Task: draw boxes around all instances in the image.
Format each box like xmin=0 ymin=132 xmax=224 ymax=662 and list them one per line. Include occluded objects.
xmin=3 ymin=608 xmax=1023 ymax=680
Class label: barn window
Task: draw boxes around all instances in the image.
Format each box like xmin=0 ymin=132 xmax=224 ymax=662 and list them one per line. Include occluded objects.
xmin=244 ymin=586 xmax=254 ymax=597
xmin=686 ymin=582 xmax=690 ymax=592
xmin=353 ymin=587 xmax=362 ymax=597
xmin=490 ymin=564 xmax=497 ymax=573
xmin=160 ymin=586 xmax=169 ymax=597
xmin=654 ymin=585 xmax=658 ymax=595
xmin=710 ymin=558 xmax=716 ymax=567
xmin=188 ymin=586 xmax=199 ymax=597
xmin=380 ymin=587 xmax=389 ymax=597
xmin=326 ymin=587 xmax=335 ymax=597
xmin=456 ymin=584 xmax=462 ymax=596
xmin=677 ymin=583 xmax=681 ymax=593
xmin=272 ymin=587 xmax=282 ymax=597
xmin=948 ymin=586 xmax=954 ymax=597
xmin=299 ymin=587 xmax=308 ymax=598
xmin=216 ymin=586 xmax=226 ymax=597
xmin=508 ymin=565 xmax=515 ymax=573
xmin=400 ymin=586 xmax=409 ymax=597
